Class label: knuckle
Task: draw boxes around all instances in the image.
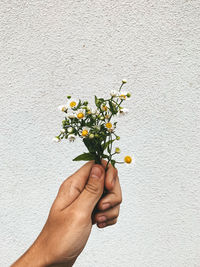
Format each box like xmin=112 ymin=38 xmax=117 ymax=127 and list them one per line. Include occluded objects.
xmin=85 ymin=182 xmax=100 ymax=195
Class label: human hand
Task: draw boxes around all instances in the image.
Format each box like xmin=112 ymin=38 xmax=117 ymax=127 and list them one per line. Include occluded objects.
xmin=12 ymin=160 xmax=122 ymax=267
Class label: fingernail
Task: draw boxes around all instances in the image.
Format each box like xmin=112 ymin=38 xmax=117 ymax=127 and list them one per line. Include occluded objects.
xmin=98 ymin=215 xmax=107 ymax=223
xmin=102 ymin=203 xmax=110 ymax=210
xmin=98 ymin=222 xmax=106 ymax=228
xmin=90 ymin=166 xmax=102 ymax=179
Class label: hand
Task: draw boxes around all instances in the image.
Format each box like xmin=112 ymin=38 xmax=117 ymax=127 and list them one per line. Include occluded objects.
xmin=12 ymin=160 xmax=122 ymax=267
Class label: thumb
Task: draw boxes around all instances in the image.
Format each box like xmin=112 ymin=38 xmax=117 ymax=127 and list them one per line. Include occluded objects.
xmin=76 ymin=164 xmax=105 ymax=215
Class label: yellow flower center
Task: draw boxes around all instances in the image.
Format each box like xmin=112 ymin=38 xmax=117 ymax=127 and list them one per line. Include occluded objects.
xmin=120 ymin=94 xmax=126 ymax=99
xmin=102 ymin=105 xmax=107 ymax=111
xmin=82 ymin=130 xmax=88 ymax=136
xmin=77 ymin=112 xmax=84 ymax=119
xmin=106 ymin=122 xmax=112 ymax=129
xmin=124 ymin=156 xmax=132 ymax=164
xmin=70 ymin=101 xmax=77 ymax=107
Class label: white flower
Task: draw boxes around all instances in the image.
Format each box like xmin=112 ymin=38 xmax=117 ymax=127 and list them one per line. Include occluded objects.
xmin=89 ymin=107 xmax=98 ymax=115
xmin=68 ymin=112 xmax=76 ymax=119
xmin=105 ymin=121 xmax=115 ymax=132
xmin=100 ymin=104 xmax=108 ymax=111
xmin=67 ymin=127 xmax=73 ymax=133
xmin=67 ymin=99 xmax=79 ymax=109
xmin=80 ymin=126 xmax=90 ymax=138
xmin=76 ymin=109 xmax=85 ymax=119
xmin=58 ymin=105 xmax=67 ymax=112
xmin=68 ymin=134 xmax=76 ymax=142
xmin=105 ymin=110 xmax=112 ymax=119
xmin=60 ymin=128 xmax=65 ymax=133
xmin=52 ymin=137 xmax=60 ymax=143
xmin=119 ymin=108 xmax=129 ymax=116
xmin=118 ymin=91 xmax=128 ymax=100
xmin=122 ymin=79 xmax=127 ymax=83
xmin=110 ymin=90 xmax=119 ymax=97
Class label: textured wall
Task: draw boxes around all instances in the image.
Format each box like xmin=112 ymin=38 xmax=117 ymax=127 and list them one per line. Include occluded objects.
xmin=1 ymin=1 xmax=200 ymax=266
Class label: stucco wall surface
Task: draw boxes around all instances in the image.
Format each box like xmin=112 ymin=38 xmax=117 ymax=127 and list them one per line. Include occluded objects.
xmin=0 ymin=1 xmax=200 ymax=266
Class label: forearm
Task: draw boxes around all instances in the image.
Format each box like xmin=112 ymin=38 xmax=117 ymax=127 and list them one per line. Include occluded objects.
xmin=11 ymin=243 xmax=75 ymax=267
xmin=11 ymin=241 xmax=47 ymax=267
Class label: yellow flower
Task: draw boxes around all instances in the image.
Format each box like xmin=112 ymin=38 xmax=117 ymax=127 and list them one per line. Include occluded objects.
xmin=105 ymin=122 xmax=112 ymax=129
xmin=124 ymin=156 xmax=132 ymax=164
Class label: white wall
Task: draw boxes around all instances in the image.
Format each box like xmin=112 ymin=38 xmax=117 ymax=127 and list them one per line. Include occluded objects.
xmin=1 ymin=1 xmax=200 ymax=266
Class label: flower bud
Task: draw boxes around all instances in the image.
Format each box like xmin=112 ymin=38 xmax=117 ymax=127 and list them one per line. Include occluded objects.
xmin=89 ymin=133 xmax=95 ymax=139
xmin=67 ymin=127 xmax=73 ymax=133
xmin=122 ymin=79 xmax=127 ymax=84
xmin=60 ymin=129 xmax=65 ymax=133
xmin=115 ymin=147 xmax=121 ymax=154
xmin=67 ymin=96 xmax=71 ymax=99
xmin=86 ymin=106 xmax=91 ymax=111
xmin=116 ymin=136 xmax=120 ymax=140
xmin=127 ymin=92 xmax=131 ymax=98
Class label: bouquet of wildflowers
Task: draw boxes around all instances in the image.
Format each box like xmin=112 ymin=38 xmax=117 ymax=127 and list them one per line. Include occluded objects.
xmin=54 ymin=79 xmax=132 ymax=170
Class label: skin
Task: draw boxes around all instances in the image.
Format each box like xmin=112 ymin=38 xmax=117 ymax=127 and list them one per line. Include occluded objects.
xmin=11 ymin=160 xmax=122 ymax=267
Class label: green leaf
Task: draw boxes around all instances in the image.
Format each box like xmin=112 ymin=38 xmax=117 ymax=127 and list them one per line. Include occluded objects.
xmin=95 ymin=95 xmax=99 ymax=107
xmin=73 ymin=153 xmax=96 ymax=161
xmin=111 ymin=159 xmax=116 ymax=168
xmin=83 ymin=138 xmax=96 ymax=153
xmin=76 ymin=100 xmax=82 ymax=109
xmin=109 ymin=100 xmax=117 ymax=114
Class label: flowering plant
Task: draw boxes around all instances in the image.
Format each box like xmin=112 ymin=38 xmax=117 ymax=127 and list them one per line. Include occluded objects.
xmin=54 ymin=79 xmax=132 ymax=170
